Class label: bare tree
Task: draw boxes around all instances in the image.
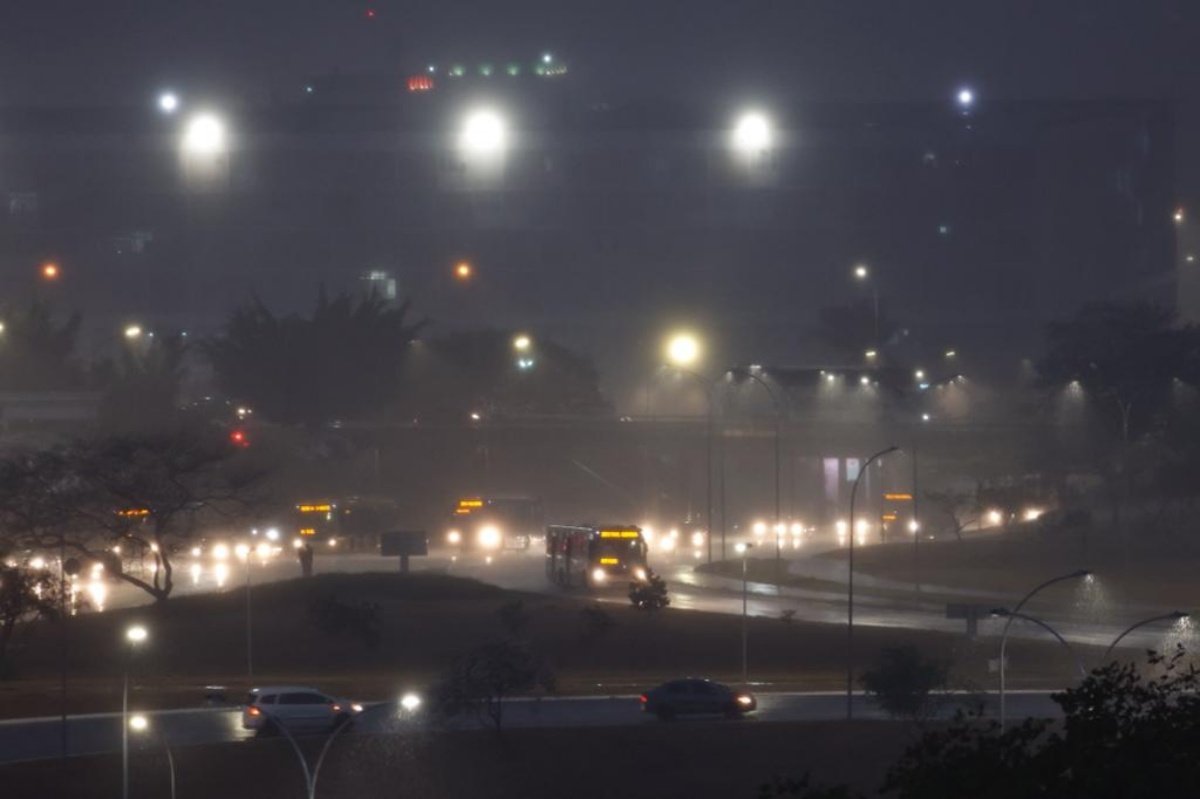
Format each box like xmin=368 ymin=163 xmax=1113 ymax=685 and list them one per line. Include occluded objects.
xmin=922 ymin=489 xmax=981 ymax=543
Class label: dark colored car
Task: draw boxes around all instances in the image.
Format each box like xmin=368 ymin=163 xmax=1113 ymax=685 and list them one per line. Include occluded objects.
xmin=640 ymin=678 xmax=756 ymax=720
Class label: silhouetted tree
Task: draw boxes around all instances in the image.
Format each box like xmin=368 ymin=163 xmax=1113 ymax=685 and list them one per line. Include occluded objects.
xmin=1038 ymin=303 xmax=1198 ymax=444
xmin=207 ymin=289 xmax=426 ymax=426
xmin=0 ymin=563 xmax=62 ymax=674
xmin=860 ymin=645 xmax=948 ymax=722
xmin=95 ymin=333 xmax=188 ymax=431
xmin=433 ymin=639 xmax=555 ymax=734
xmin=407 ymin=330 xmax=609 ymax=420
xmin=0 ymin=300 xmax=84 ymax=391
xmin=923 ymin=489 xmax=981 ymax=542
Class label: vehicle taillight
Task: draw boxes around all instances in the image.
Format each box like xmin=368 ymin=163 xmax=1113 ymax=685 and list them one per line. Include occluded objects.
xmin=639 ymin=694 xmax=648 ymax=704
xmin=247 ymin=706 xmax=261 ymax=716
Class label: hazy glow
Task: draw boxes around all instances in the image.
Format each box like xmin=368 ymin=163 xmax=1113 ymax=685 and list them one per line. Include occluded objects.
xmin=158 ymin=92 xmax=179 ymax=114
xmin=665 ymin=332 xmax=701 ymax=367
xmin=513 ymin=334 xmax=532 ymax=351
xmin=182 ymin=113 xmax=226 ymax=155
xmin=732 ymin=112 xmax=772 ymax=153
xmin=400 ymin=692 xmax=422 ymax=712
xmin=129 ymin=714 xmax=149 ymax=732
xmin=126 ymin=625 xmax=148 ymax=644
xmin=957 ymin=87 xmax=975 ymax=107
xmin=124 ymin=325 xmax=143 ymax=339
xmin=460 ymin=109 xmax=507 ymax=155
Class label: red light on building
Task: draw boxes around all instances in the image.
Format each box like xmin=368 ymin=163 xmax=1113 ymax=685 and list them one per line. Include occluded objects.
xmin=406 ymin=75 xmax=434 ymax=93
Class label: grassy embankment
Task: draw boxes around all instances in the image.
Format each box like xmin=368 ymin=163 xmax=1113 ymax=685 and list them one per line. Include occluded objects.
xmin=0 ymin=571 xmax=1088 ymax=718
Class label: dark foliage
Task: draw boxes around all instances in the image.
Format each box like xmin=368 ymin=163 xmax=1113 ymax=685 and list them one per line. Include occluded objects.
xmin=0 ymin=563 xmax=62 ymax=675
xmin=0 ymin=300 xmax=85 ymax=391
xmin=95 ymin=332 xmax=188 ymax=432
xmin=861 ymin=645 xmax=949 ymax=721
xmin=882 ymin=647 xmax=1200 ymax=798
xmin=207 ymin=289 xmax=425 ymax=427
xmin=579 ymin=603 xmax=615 ymax=641
xmin=433 ymin=639 xmax=555 ymax=734
xmin=496 ymin=599 xmax=530 ymax=638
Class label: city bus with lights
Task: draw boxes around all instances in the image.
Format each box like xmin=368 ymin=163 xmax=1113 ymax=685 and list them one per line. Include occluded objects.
xmin=545 ymin=524 xmax=649 ymax=589
xmin=291 ymin=501 xmax=340 ymax=546
xmin=444 ymin=496 xmax=544 ymax=552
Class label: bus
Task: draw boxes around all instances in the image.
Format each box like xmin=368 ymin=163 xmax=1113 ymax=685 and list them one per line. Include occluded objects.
xmin=445 ymin=496 xmax=544 ymax=552
xmin=545 ymin=524 xmax=649 ymax=588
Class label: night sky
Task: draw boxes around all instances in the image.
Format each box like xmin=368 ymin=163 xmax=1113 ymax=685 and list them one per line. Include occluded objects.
xmin=1 ymin=1 xmax=1195 ymax=108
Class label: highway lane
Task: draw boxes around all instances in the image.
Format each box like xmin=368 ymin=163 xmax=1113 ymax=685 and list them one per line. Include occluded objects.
xmin=0 ymin=691 xmax=1061 ymax=765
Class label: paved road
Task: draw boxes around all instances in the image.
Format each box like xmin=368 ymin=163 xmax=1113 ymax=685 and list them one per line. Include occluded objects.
xmin=0 ymin=691 xmax=1061 ymax=765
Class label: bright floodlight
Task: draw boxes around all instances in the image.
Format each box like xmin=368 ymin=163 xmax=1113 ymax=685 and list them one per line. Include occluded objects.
xmin=126 ymin=625 xmax=148 ymax=644
xmin=732 ymin=112 xmax=771 ymax=154
xmin=854 ymin=264 xmax=869 ymax=280
xmin=665 ymin=332 xmax=701 ymax=367
xmin=400 ymin=692 xmax=422 ymax=712
xmin=129 ymin=714 xmax=149 ymax=732
xmin=513 ymin=334 xmax=532 ymax=352
xmin=460 ymin=109 xmax=507 ymax=155
xmin=183 ymin=112 xmax=226 ymax=156
xmin=124 ymin=325 xmax=143 ymax=339
xmin=158 ymin=92 xmax=179 ymax=114
xmin=957 ymin=88 xmax=974 ymax=107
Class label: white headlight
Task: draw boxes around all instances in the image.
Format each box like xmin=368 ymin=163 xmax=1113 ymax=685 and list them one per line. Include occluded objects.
xmin=447 ymin=530 xmax=462 ymax=544
xmin=634 ymin=567 xmax=648 ymax=582
xmin=400 ymin=693 xmax=421 ymax=712
xmin=479 ymin=525 xmax=501 ymax=549
xmin=592 ymin=568 xmax=607 ymax=583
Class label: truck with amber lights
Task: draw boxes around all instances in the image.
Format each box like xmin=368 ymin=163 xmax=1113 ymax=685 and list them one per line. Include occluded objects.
xmin=444 ymin=496 xmax=544 ymax=553
xmin=545 ymin=524 xmax=649 ymax=588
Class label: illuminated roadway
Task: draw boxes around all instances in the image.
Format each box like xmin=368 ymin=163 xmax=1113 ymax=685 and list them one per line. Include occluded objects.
xmin=0 ymin=690 xmax=1062 ymax=764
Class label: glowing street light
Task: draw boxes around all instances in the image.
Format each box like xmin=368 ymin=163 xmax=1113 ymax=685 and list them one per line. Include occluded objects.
xmin=122 ymin=625 xmax=149 ymax=799
xmin=400 ymin=692 xmax=422 ymax=712
xmin=157 ymin=92 xmax=179 ymax=114
xmin=124 ymin=325 xmax=143 ymax=340
xmin=128 ymin=714 xmax=176 ymax=799
xmin=732 ymin=111 xmax=772 ymax=155
xmin=513 ymin=334 xmax=532 ymax=352
xmin=853 ymin=264 xmax=869 ymax=280
xmin=41 ymin=262 xmax=60 ymax=281
xmin=665 ymin=332 xmax=701 ymax=367
xmin=182 ymin=112 xmax=226 ymax=156
xmin=454 ymin=261 xmax=473 ymax=281
xmin=1104 ymin=611 xmax=1190 ymax=661
xmin=459 ymin=109 xmax=507 ymax=156
xmin=957 ymin=87 xmax=975 ymax=108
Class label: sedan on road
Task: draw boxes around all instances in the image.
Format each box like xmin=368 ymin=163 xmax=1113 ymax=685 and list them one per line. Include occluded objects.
xmin=242 ymin=685 xmax=363 ymax=734
xmin=640 ymin=678 xmax=756 ymax=720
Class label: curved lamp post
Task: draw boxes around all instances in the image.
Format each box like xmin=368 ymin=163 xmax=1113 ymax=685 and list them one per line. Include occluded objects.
xmin=846 ymin=444 xmax=899 ymax=720
xmin=991 ymin=608 xmax=1086 ymax=682
xmin=263 ymin=699 xmax=413 ymax=799
xmin=1104 ymin=611 xmax=1190 ymax=662
xmin=998 ymin=569 xmax=1091 ymax=729
xmin=730 ymin=367 xmax=787 ymax=566
xmin=735 ymin=541 xmax=755 ymax=686
xmin=129 ymin=714 xmax=176 ymax=799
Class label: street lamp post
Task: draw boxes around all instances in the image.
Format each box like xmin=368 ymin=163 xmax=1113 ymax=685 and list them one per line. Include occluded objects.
xmin=663 ymin=332 xmax=716 ymax=563
xmin=129 ymin=714 xmax=176 ymax=799
xmin=1104 ymin=611 xmax=1190 ymax=661
xmin=847 ymin=445 xmax=898 ymax=720
xmin=733 ymin=368 xmax=786 ymax=567
xmin=122 ymin=625 xmax=149 ymax=799
xmin=236 ymin=543 xmax=253 ymax=682
xmin=853 ymin=264 xmax=880 ymax=349
xmin=998 ymin=569 xmax=1091 ymax=729
xmin=990 ymin=608 xmax=1086 ymax=680
xmin=735 ymin=542 xmax=755 ymax=685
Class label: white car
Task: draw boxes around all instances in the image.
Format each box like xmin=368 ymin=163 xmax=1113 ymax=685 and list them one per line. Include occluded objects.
xmin=242 ymin=686 xmax=362 ymax=733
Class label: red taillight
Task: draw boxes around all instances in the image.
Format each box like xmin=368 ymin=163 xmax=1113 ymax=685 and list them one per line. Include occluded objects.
xmin=639 ymin=694 xmax=648 ymax=704
xmin=247 ymin=706 xmax=261 ymax=716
